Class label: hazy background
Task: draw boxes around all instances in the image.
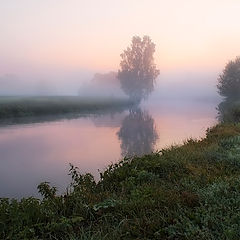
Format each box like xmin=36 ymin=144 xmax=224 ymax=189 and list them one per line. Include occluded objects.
xmin=1 ymin=0 xmax=240 ymax=98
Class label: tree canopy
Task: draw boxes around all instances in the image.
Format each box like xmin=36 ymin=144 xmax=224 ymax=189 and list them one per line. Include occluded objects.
xmin=217 ymin=57 xmax=240 ymax=99
xmin=118 ymin=36 xmax=159 ymax=102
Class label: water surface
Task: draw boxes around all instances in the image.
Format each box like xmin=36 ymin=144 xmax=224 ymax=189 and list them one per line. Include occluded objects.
xmin=0 ymin=99 xmax=218 ymax=198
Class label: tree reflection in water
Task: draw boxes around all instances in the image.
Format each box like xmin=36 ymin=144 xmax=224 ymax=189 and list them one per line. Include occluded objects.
xmin=117 ymin=108 xmax=158 ymax=157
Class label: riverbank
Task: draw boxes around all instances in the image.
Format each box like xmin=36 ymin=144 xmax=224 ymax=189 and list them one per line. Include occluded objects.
xmin=0 ymin=96 xmax=134 ymax=119
xmin=1 ymin=122 xmax=240 ymax=239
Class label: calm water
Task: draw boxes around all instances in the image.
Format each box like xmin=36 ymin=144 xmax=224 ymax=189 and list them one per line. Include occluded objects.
xmin=0 ymin=99 xmax=218 ymax=198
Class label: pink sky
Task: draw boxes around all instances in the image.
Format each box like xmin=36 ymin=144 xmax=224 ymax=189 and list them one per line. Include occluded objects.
xmin=1 ymin=0 xmax=240 ymax=76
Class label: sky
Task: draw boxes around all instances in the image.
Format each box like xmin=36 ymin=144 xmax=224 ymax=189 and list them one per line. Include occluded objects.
xmin=1 ymin=0 xmax=240 ymax=94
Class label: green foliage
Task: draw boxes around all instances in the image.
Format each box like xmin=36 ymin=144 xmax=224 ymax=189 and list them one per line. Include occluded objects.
xmin=167 ymin=179 xmax=240 ymax=239
xmin=218 ymin=99 xmax=240 ymax=123
xmin=118 ymin=36 xmax=160 ymax=102
xmin=217 ymin=56 xmax=240 ymax=99
xmin=37 ymin=182 xmax=57 ymax=199
xmin=1 ymin=123 xmax=240 ymax=239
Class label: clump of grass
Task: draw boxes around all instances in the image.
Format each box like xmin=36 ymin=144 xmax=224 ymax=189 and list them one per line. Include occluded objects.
xmin=1 ymin=123 xmax=240 ymax=239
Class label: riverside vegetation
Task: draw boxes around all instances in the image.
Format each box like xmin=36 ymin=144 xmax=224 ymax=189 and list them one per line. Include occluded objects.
xmin=1 ymin=102 xmax=240 ymax=239
xmin=0 ymin=96 xmax=134 ymax=119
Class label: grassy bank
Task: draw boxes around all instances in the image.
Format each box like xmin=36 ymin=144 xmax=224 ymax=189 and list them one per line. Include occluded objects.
xmin=1 ymin=123 xmax=240 ymax=239
xmin=0 ymin=96 xmax=134 ymax=119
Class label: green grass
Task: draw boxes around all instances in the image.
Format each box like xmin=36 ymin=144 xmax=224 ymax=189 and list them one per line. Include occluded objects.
xmin=0 ymin=96 xmax=134 ymax=119
xmin=1 ymin=122 xmax=240 ymax=239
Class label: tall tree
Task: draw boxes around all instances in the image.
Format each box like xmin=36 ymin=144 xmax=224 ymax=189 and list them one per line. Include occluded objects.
xmin=118 ymin=36 xmax=160 ymax=102
xmin=217 ymin=57 xmax=240 ymax=99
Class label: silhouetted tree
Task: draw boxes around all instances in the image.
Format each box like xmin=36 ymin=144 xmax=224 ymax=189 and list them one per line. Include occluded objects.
xmin=217 ymin=99 xmax=240 ymax=123
xmin=118 ymin=36 xmax=160 ymax=102
xmin=117 ymin=108 xmax=158 ymax=157
xmin=217 ymin=57 xmax=240 ymax=99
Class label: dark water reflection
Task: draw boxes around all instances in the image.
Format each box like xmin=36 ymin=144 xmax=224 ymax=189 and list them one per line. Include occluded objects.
xmin=0 ymin=100 xmax=218 ymax=198
xmin=117 ymin=108 xmax=158 ymax=157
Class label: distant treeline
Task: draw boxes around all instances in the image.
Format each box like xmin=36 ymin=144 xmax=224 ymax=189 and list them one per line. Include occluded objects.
xmin=0 ymin=96 xmax=134 ymax=120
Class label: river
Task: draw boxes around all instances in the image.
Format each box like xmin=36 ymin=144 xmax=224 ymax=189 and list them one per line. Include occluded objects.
xmin=0 ymin=98 xmax=218 ymax=198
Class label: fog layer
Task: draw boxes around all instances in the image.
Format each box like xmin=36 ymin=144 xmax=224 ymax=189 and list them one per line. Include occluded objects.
xmin=0 ymin=70 xmax=220 ymax=101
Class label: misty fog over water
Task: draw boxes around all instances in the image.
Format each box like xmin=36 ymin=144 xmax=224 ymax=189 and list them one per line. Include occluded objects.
xmin=0 ymin=89 xmax=219 ymax=198
xmin=0 ymin=70 xmax=220 ymax=100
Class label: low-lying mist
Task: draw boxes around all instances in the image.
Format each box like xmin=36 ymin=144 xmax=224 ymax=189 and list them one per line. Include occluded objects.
xmin=0 ymin=70 xmax=221 ymax=102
